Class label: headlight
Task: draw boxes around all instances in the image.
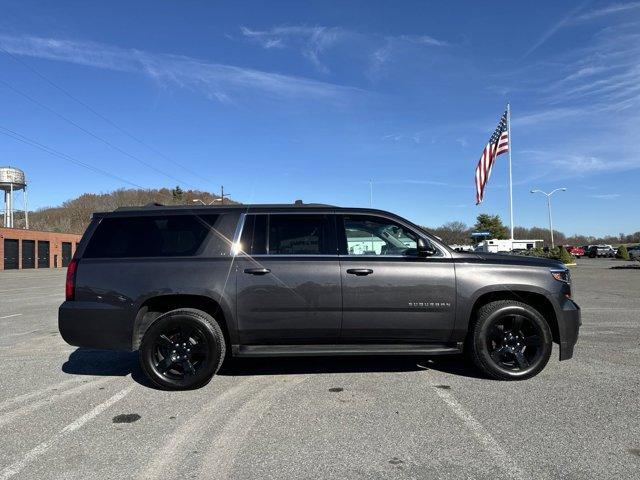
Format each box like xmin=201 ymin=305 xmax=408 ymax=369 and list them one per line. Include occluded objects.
xmin=550 ymin=268 xmax=570 ymax=283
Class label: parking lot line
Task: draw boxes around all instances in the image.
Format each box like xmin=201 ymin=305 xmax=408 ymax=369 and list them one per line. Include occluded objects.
xmin=138 ymin=378 xmax=269 ymax=480
xmin=0 ymin=377 xmax=112 ymax=428
xmin=0 ymin=285 xmax=64 ymax=294
xmin=432 ymin=385 xmax=531 ymax=480
xmin=197 ymin=376 xmax=308 ymax=479
xmin=0 ymin=376 xmax=86 ymax=412
xmin=0 ymin=384 xmax=134 ymax=480
xmin=0 ymin=314 xmax=22 ymax=320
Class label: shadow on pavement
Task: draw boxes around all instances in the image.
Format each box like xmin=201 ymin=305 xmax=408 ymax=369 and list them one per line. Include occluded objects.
xmin=219 ymin=354 xmax=487 ymax=379
xmin=61 ymin=348 xmax=487 ymax=386
xmin=416 ymin=355 xmax=487 ymax=380
xmin=62 ymin=348 xmax=151 ymax=387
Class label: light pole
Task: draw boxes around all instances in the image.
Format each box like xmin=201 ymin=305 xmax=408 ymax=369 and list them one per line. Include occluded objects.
xmin=530 ymin=187 xmax=566 ymax=248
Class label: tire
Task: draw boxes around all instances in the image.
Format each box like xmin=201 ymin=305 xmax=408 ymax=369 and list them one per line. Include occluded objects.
xmin=139 ymin=308 xmax=226 ymax=390
xmin=468 ymin=300 xmax=552 ymax=380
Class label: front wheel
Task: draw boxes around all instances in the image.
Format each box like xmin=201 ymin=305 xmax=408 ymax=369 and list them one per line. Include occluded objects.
xmin=139 ymin=308 xmax=226 ymax=390
xmin=468 ymin=300 xmax=552 ymax=380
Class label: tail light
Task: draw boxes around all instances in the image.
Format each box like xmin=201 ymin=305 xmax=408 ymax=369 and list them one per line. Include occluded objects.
xmin=65 ymin=258 xmax=78 ymax=301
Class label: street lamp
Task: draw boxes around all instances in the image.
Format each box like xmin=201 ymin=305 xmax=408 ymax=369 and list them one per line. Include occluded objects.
xmin=530 ymin=187 xmax=567 ymax=249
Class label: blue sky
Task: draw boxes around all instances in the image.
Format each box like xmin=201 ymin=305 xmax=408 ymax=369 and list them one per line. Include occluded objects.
xmin=0 ymin=0 xmax=638 ymax=236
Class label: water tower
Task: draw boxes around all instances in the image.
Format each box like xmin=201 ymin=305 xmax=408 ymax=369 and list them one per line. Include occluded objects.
xmin=0 ymin=167 xmax=28 ymax=229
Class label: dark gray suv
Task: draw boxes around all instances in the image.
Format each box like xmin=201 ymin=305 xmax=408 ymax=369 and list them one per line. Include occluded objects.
xmin=59 ymin=204 xmax=580 ymax=390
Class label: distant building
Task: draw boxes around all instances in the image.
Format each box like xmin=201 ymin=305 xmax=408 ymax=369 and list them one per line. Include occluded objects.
xmin=0 ymin=227 xmax=81 ymax=270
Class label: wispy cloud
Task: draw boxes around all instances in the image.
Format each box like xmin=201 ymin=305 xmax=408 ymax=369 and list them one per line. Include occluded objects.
xmin=519 ymin=150 xmax=640 ymax=177
xmin=238 ymin=25 xmax=449 ymax=75
xmin=368 ymin=33 xmax=449 ymax=79
xmin=510 ymin=107 xmax=585 ymax=127
xmin=373 ymin=179 xmax=452 ymax=187
xmin=588 ymin=193 xmax=622 ymax=199
xmin=239 ymin=25 xmax=346 ymax=73
xmin=397 ymin=34 xmax=449 ymax=47
xmin=573 ymin=1 xmax=640 ymax=22
xmin=0 ymin=34 xmax=363 ymax=103
xmin=522 ymin=1 xmax=640 ymax=58
xmin=522 ymin=1 xmax=590 ymax=58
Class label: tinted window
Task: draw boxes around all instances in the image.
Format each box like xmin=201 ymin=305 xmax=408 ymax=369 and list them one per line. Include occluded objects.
xmin=269 ymin=215 xmax=333 ymax=255
xmin=84 ymin=215 xmax=218 ymax=258
xmin=234 ymin=214 xmax=336 ymax=255
xmin=239 ymin=214 xmax=267 ymax=255
xmin=342 ymin=215 xmax=421 ymax=256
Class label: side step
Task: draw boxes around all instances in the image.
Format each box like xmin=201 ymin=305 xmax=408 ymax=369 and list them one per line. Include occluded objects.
xmin=232 ymin=343 xmax=463 ymax=357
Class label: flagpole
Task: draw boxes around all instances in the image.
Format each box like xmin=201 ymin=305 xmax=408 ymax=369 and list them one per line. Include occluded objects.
xmin=507 ymin=102 xmax=514 ymax=240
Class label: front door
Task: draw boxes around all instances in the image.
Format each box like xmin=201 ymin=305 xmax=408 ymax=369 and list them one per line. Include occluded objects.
xmin=338 ymin=214 xmax=456 ymax=342
xmin=235 ymin=213 xmax=341 ymax=344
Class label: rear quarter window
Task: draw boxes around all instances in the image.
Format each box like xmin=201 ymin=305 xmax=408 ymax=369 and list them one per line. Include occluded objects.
xmin=83 ymin=214 xmax=219 ymax=258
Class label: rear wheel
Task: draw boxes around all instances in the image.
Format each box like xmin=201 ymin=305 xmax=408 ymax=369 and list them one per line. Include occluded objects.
xmin=469 ymin=300 xmax=552 ymax=380
xmin=139 ymin=308 xmax=226 ymax=390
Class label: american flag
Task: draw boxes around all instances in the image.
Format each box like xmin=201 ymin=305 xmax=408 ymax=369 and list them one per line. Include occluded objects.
xmin=475 ymin=109 xmax=509 ymax=204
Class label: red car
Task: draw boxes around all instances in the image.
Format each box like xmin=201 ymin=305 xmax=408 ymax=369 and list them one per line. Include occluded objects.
xmin=565 ymin=246 xmax=585 ymax=258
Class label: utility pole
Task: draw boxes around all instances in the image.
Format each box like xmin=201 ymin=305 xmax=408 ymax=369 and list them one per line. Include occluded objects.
xmin=530 ymin=187 xmax=567 ymax=249
xmin=218 ymin=185 xmax=229 ymax=205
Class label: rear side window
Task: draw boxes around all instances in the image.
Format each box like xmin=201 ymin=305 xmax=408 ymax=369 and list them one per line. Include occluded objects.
xmin=239 ymin=214 xmax=267 ymax=255
xmin=239 ymin=214 xmax=335 ymax=255
xmin=83 ymin=215 xmax=219 ymax=258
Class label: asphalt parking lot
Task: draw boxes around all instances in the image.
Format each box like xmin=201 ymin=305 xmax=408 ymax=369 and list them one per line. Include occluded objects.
xmin=0 ymin=258 xmax=638 ymax=479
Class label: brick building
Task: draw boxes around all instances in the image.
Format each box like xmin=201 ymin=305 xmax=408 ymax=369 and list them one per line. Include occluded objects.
xmin=0 ymin=227 xmax=82 ymax=270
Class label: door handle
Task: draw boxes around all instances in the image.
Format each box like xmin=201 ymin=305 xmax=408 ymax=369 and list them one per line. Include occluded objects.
xmin=346 ymin=268 xmax=373 ymax=276
xmin=244 ymin=268 xmax=271 ymax=275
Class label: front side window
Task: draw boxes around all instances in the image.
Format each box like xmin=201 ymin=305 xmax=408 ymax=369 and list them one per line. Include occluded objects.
xmin=342 ymin=215 xmax=427 ymax=256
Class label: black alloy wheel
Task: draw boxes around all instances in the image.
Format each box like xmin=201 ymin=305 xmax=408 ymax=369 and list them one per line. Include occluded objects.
xmin=139 ymin=308 xmax=225 ymax=390
xmin=486 ymin=313 xmax=544 ymax=372
xmin=151 ymin=325 xmax=208 ymax=380
xmin=469 ymin=300 xmax=553 ymax=380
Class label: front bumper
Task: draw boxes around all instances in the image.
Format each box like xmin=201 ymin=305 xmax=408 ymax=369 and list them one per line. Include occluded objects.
xmin=558 ymin=298 xmax=581 ymax=361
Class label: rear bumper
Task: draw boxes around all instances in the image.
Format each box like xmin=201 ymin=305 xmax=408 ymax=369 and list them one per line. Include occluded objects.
xmin=557 ymin=299 xmax=581 ymax=361
xmin=58 ymin=301 xmax=133 ymax=351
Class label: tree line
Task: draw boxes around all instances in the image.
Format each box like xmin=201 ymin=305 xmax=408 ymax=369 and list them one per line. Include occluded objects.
xmin=426 ymin=214 xmax=640 ymax=247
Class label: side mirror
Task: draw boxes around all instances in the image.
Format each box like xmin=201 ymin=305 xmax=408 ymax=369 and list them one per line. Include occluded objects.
xmin=417 ymin=238 xmax=437 ymax=257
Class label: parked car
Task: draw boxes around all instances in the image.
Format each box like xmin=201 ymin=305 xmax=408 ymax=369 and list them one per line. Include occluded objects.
xmin=566 ymin=246 xmax=585 ymax=258
xmin=627 ymin=245 xmax=640 ymax=259
xmin=588 ymin=245 xmax=616 ymax=258
xmin=59 ymin=203 xmax=581 ymax=389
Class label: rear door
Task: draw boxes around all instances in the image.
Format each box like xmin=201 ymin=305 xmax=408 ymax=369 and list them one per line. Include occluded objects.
xmin=235 ymin=212 xmax=341 ymax=344
xmin=337 ymin=213 xmax=456 ymax=342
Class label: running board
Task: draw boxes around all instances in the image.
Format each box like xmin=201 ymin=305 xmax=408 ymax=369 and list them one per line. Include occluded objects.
xmin=232 ymin=343 xmax=463 ymax=357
